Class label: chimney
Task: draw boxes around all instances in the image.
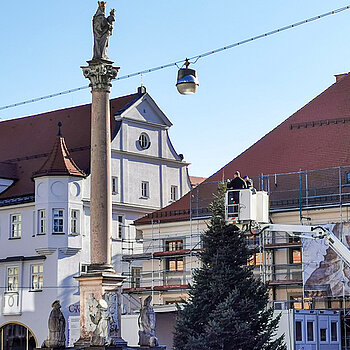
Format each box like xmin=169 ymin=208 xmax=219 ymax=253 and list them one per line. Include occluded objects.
xmin=138 ymin=85 xmax=146 ymax=94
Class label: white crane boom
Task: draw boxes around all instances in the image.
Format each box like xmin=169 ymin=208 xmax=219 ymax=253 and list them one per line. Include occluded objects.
xmin=261 ymin=224 xmax=350 ymax=268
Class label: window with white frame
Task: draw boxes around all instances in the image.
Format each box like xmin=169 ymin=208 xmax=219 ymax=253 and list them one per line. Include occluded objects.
xmin=10 ymin=214 xmax=21 ymax=238
xmin=170 ymin=185 xmax=178 ymax=201
xmin=112 ymin=177 xmax=118 ymax=194
xmin=141 ymin=181 xmax=149 ymax=198
xmin=71 ymin=209 xmax=80 ymax=235
xmin=38 ymin=210 xmax=46 ymax=234
xmin=7 ymin=266 xmax=19 ymax=292
xmin=53 ymin=209 xmax=64 ymax=234
xmin=31 ymin=264 xmax=43 ymax=291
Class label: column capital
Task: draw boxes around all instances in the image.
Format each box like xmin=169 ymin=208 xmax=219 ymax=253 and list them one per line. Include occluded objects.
xmin=81 ymin=60 xmax=119 ymax=92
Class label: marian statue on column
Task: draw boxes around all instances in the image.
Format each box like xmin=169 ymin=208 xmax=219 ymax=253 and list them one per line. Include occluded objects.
xmin=92 ymin=1 xmax=116 ymax=60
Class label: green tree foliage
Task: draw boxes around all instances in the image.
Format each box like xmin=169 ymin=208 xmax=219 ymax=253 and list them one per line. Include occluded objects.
xmin=173 ymin=183 xmax=285 ymax=350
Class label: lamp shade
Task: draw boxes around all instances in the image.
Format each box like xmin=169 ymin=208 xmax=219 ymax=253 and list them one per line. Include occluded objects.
xmin=176 ymin=68 xmax=199 ymax=95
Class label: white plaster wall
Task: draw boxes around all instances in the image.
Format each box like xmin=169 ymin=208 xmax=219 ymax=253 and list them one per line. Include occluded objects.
xmin=0 ymin=204 xmax=36 ymax=257
xmin=274 ymin=310 xmax=293 ymax=350
xmin=0 ymin=252 xmax=60 ymax=346
xmin=125 ymin=123 xmax=160 ymax=157
xmin=126 ymin=159 xmax=161 ymax=208
xmin=163 ymin=165 xmax=183 ymax=204
xmin=121 ymin=314 xmax=139 ymax=346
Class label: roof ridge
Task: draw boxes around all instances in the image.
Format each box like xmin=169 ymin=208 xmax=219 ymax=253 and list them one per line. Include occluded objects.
xmin=0 ymin=93 xmax=139 ymax=125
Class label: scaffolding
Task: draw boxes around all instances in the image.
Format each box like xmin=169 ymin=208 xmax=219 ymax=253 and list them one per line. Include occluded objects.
xmin=121 ymin=165 xmax=350 ymax=348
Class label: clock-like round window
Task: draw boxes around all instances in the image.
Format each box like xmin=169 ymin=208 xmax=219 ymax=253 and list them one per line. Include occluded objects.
xmin=138 ymin=133 xmax=151 ymax=149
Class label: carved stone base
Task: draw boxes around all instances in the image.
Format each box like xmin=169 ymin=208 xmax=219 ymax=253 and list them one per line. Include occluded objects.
xmin=74 ymin=270 xmax=125 ymax=345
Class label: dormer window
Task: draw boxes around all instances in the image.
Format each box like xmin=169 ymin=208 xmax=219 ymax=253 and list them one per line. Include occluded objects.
xmin=0 ymin=179 xmax=14 ymax=195
xmin=138 ymin=133 xmax=150 ymax=150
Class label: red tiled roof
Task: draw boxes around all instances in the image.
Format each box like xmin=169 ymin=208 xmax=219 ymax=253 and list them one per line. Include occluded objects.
xmin=0 ymin=92 xmax=141 ymax=200
xmin=32 ymin=134 xmax=85 ymax=178
xmin=189 ymin=176 xmax=206 ymax=187
xmin=135 ymin=72 xmax=350 ymax=225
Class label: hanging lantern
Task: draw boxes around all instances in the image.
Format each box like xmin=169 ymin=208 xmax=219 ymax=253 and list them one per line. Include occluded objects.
xmin=176 ymin=59 xmax=199 ymax=95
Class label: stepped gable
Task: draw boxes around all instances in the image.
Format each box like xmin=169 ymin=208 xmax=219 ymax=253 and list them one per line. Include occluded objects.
xmin=135 ymin=72 xmax=350 ymax=225
xmin=0 ymin=92 xmax=141 ymax=200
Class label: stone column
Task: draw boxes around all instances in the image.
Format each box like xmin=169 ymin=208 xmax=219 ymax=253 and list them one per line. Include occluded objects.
xmin=74 ymin=59 xmax=126 ymax=348
xmin=82 ymin=60 xmax=119 ymax=270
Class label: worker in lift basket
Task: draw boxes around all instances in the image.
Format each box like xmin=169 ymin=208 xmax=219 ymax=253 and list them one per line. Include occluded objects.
xmin=243 ymin=175 xmax=253 ymax=189
xmin=227 ymin=171 xmax=246 ymax=215
xmin=227 ymin=171 xmax=247 ymax=190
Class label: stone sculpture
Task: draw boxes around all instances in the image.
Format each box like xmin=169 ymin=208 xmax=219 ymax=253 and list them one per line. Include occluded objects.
xmin=104 ymin=291 xmax=119 ymax=339
xmin=138 ymin=296 xmax=159 ymax=347
xmin=87 ymin=292 xmax=119 ymax=346
xmin=92 ymin=1 xmax=116 ymax=60
xmin=42 ymin=300 xmax=66 ymax=348
xmin=90 ymin=299 xmax=111 ymax=345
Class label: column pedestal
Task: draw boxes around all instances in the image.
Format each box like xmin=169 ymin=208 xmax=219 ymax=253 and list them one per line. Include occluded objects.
xmin=74 ymin=271 xmax=126 ymax=348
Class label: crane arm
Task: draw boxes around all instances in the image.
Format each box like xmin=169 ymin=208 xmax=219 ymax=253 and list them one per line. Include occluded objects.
xmin=261 ymin=224 xmax=350 ymax=268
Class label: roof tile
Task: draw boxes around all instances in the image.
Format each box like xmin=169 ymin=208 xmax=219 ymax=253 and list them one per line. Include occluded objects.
xmin=135 ymin=73 xmax=350 ymax=225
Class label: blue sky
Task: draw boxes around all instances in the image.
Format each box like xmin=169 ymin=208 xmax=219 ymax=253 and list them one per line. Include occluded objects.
xmin=1 ymin=1 xmax=350 ymax=177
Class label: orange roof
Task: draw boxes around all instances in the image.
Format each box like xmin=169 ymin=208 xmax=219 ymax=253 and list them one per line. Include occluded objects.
xmin=189 ymin=176 xmax=206 ymax=187
xmin=32 ymin=131 xmax=85 ymax=178
xmin=0 ymin=92 xmax=141 ymax=200
xmin=135 ymin=72 xmax=350 ymax=225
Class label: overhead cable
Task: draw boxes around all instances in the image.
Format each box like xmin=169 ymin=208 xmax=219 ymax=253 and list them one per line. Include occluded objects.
xmin=1 ymin=5 xmax=349 ymax=112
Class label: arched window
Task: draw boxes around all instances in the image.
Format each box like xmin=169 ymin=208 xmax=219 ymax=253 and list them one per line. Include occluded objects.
xmin=0 ymin=323 xmax=37 ymax=350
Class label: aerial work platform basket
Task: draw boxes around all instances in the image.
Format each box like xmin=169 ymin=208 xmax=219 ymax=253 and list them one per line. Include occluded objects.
xmin=225 ymin=189 xmax=269 ymax=224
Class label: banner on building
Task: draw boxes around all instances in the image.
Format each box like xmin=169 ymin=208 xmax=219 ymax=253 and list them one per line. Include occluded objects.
xmin=303 ymin=222 xmax=350 ymax=298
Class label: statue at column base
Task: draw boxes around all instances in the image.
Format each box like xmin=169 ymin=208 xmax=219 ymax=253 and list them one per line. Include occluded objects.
xmin=85 ymin=293 xmax=121 ymax=347
xmin=138 ymin=296 xmax=159 ymax=348
xmin=42 ymin=300 xmax=66 ymax=349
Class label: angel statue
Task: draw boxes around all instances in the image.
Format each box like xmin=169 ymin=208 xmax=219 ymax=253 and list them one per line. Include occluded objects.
xmin=88 ymin=292 xmax=119 ymax=346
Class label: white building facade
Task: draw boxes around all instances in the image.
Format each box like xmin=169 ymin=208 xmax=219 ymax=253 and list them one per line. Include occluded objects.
xmin=0 ymin=87 xmax=191 ymax=349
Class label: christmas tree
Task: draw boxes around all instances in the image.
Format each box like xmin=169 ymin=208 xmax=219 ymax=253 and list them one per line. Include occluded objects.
xmin=173 ymin=184 xmax=285 ymax=350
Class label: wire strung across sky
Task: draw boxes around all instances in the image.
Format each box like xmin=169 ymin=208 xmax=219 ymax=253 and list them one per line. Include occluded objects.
xmin=1 ymin=4 xmax=350 ymax=112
